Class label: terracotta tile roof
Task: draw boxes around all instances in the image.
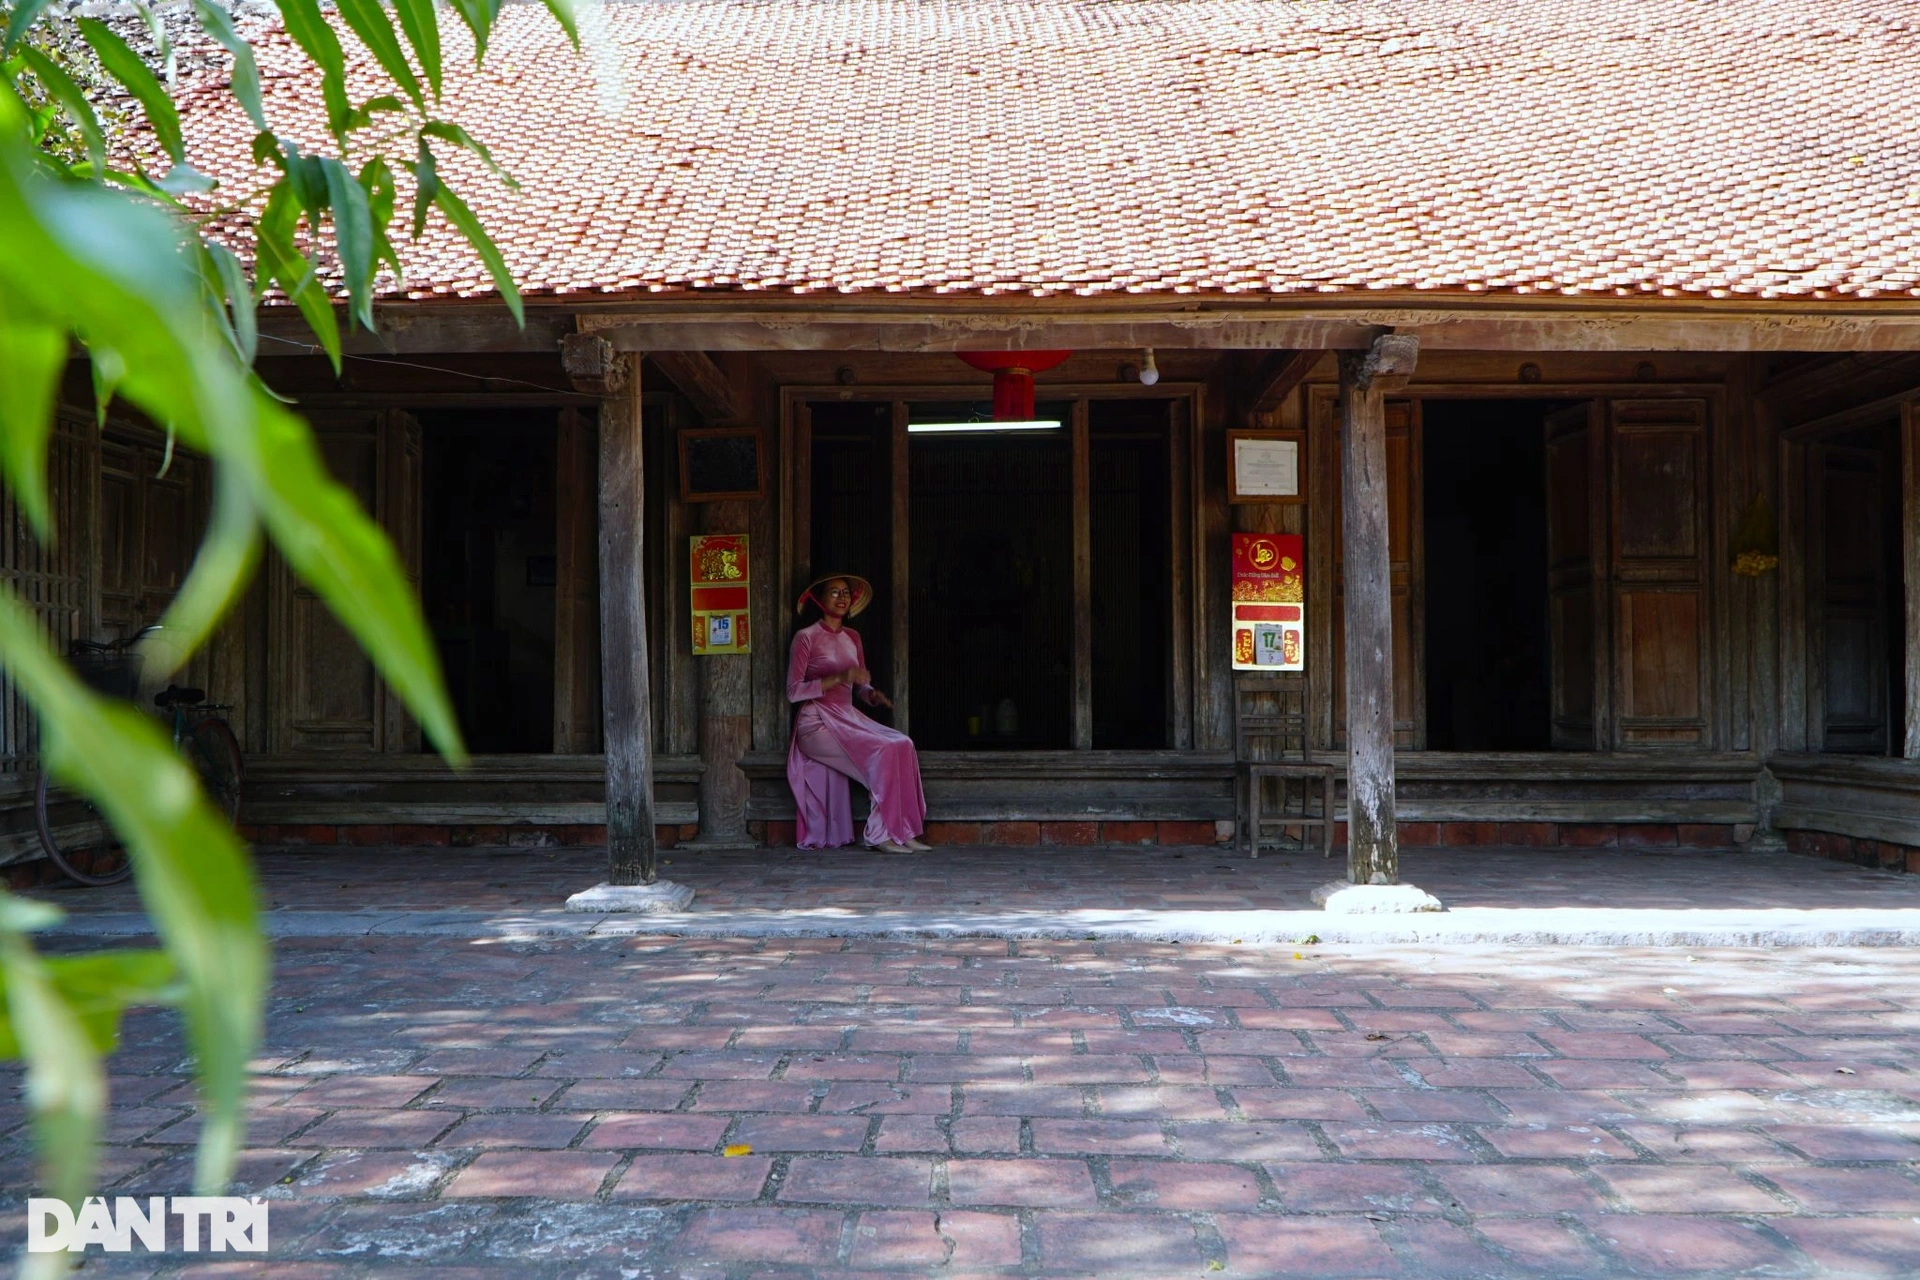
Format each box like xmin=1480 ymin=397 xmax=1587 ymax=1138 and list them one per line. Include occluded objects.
xmin=174 ymin=0 xmax=1920 ymax=302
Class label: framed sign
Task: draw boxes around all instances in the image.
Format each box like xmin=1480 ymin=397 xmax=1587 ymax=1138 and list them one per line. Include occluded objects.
xmin=1227 ymin=429 xmax=1305 ymax=504
xmin=690 ymin=533 xmax=751 ymax=654
xmin=679 ymin=427 xmax=764 ymax=503
xmin=1231 ymin=533 xmax=1305 ymax=671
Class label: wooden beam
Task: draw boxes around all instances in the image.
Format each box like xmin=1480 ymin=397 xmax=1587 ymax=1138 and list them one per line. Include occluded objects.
xmin=650 ymin=350 xmax=745 ymax=424
xmin=1243 ymin=349 xmax=1323 ymax=422
xmin=595 ymin=352 xmax=659 ymax=885
xmin=1336 ymin=334 xmax=1417 ymax=885
xmin=1071 ymin=399 xmax=1093 ymax=750
xmin=1905 ymin=399 xmax=1920 ymax=759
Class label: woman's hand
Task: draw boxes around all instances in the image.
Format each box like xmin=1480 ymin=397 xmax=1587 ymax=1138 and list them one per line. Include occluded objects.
xmin=845 ymin=665 xmax=872 ymax=687
xmin=861 ymin=688 xmax=894 ymax=710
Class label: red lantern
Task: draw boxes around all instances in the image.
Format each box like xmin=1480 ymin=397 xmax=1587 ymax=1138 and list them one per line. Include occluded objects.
xmin=955 ymin=351 xmax=1073 ymax=421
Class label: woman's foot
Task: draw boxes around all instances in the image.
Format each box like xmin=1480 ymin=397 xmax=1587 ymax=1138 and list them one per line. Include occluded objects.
xmin=905 ymin=837 xmax=933 ymax=852
xmin=868 ymin=840 xmax=916 ymax=854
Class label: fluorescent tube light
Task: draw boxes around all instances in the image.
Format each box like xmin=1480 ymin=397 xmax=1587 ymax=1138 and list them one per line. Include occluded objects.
xmin=906 ymin=420 xmax=1063 ymax=434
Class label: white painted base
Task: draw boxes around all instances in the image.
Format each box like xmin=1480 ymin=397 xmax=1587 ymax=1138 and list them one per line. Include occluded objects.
xmin=564 ymin=881 xmax=695 ymax=914
xmin=1311 ymin=880 xmax=1445 ymax=914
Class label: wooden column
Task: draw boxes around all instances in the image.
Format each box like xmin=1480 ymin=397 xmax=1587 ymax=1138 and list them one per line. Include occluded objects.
xmin=1904 ymin=399 xmax=1920 ymax=759
xmin=566 ymin=338 xmax=658 ymax=886
xmin=696 ymin=496 xmax=754 ymax=842
xmin=1336 ymin=335 xmax=1417 ymax=885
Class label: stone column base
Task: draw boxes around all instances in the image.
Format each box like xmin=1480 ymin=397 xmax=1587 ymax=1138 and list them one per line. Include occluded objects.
xmin=564 ymin=881 xmax=696 ymax=913
xmin=1311 ymin=881 xmax=1444 ymax=914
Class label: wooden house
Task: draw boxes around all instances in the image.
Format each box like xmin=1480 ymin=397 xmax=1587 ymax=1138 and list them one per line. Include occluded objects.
xmin=6 ymin=0 xmax=1918 ymax=875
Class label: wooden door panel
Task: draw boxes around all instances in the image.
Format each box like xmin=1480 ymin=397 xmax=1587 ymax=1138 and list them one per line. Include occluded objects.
xmin=273 ymin=412 xmax=386 ymax=754
xmin=1619 ymin=589 xmax=1703 ymax=721
xmin=554 ymin=409 xmax=602 ymax=753
xmin=1609 ymin=399 xmax=1710 ymax=747
xmin=1544 ymin=402 xmax=1604 ymax=749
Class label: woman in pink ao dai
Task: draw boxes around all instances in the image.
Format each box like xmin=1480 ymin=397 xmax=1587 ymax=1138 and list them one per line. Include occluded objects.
xmin=785 ymin=574 xmax=929 ymax=853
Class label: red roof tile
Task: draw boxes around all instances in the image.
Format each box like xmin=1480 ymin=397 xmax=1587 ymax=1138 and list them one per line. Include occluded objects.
xmin=174 ymin=0 xmax=1920 ymax=303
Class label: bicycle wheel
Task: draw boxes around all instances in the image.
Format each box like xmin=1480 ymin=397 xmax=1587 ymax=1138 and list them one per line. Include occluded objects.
xmin=185 ymin=716 xmax=244 ymax=822
xmin=35 ymin=771 xmax=132 ymax=886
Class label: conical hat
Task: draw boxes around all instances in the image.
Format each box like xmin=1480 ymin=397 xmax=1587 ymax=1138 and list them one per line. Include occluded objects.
xmin=795 ymin=572 xmax=873 ymax=617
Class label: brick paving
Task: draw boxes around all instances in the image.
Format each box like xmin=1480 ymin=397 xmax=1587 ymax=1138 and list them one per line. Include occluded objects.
xmin=7 ymin=926 xmax=1920 ymax=1276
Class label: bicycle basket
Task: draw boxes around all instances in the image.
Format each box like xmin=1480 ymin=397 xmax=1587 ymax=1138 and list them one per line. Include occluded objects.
xmin=71 ymin=652 xmax=143 ymax=701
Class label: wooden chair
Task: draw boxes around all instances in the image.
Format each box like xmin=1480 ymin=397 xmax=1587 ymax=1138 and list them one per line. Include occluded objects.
xmin=1233 ymin=673 xmax=1336 ymax=858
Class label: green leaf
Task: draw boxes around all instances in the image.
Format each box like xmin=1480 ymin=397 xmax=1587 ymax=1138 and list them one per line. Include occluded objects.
xmin=361 ymin=157 xmax=402 ymax=282
xmin=0 ymin=290 xmax=65 ymax=542
xmin=256 ymin=184 xmax=341 ymax=370
xmin=0 ymin=895 xmax=61 ymax=933
xmin=444 ymin=0 xmax=501 ymax=61
xmin=0 ymin=929 xmax=105 ymax=1208
xmin=78 ymin=18 xmax=184 ymax=165
xmin=0 ymin=589 xmax=266 ymax=1197
xmin=405 ymin=139 xmax=439 ymax=239
xmin=432 ymin=183 xmax=521 ymax=326
xmin=194 ymin=0 xmax=267 ymax=130
xmin=272 ymin=0 xmax=352 ymax=136
xmin=540 ymin=0 xmax=580 ymax=49
xmin=320 ymin=157 xmax=375 ymax=331
xmin=0 ymin=949 xmax=181 ymax=1058
xmin=333 ymin=0 xmax=424 ymax=111
xmin=17 ymin=44 xmax=106 ymax=174
xmin=90 ymin=346 xmax=125 ymax=428
xmin=421 ymin=120 xmax=517 ymax=188
xmin=392 ymin=0 xmax=442 ymax=99
xmin=1 ymin=0 xmax=53 ymax=56
xmin=206 ymin=241 xmax=257 ymax=365
xmin=150 ymin=467 xmax=260 ymax=680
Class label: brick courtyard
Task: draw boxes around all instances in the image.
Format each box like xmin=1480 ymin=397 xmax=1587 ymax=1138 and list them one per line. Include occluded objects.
xmin=10 ymin=859 xmax=1920 ymax=1277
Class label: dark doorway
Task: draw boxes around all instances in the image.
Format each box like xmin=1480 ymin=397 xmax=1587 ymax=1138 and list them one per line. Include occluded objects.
xmin=420 ymin=411 xmax=557 ymax=753
xmin=1808 ymin=420 xmax=1907 ymax=754
xmin=908 ymin=401 xmax=1073 ymax=749
xmin=807 ymin=400 xmax=895 ymax=715
xmin=1090 ymin=399 xmax=1171 ymax=748
xmin=1422 ymin=400 xmax=1563 ymax=750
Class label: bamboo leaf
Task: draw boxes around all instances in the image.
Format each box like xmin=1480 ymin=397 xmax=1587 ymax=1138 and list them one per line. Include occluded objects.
xmin=391 ymin=0 xmax=442 ymax=100
xmin=333 ymin=0 xmax=424 ymax=112
xmin=206 ymin=241 xmax=256 ymax=365
xmin=271 ymin=0 xmax=352 ymax=136
xmin=17 ymin=44 xmax=106 ymax=174
xmin=90 ymin=346 xmax=125 ymax=428
xmin=0 ymin=949 xmax=181 ymax=1058
xmin=193 ymin=0 xmax=266 ymax=130
xmin=540 ymin=0 xmax=580 ymax=50
xmin=0 ymin=928 xmax=104 ymax=1208
xmin=0 ymin=590 xmax=266 ymax=1196
xmin=421 ymin=120 xmax=516 ymax=188
xmin=256 ymin=184 xmax=341 ymax=371
xmin=404 ymin=139 xmax=438 ymax=239
xmin=78 ymin=18 xmax=183 ymax=164
xmin=433 ymin=183 xmax=521 ymax=326
xmin=150 ymin=466 xmax=260 ymax=677
xmin=320 ymin=156 xmax=375 ymax=331
xmin=1 ymin=0 xmax=53 ymax=56
xmin=444 ymin=0 xmax=501 ymax=62
xmin=0 ymin=290 xmax=65 ymax=542
xmin=361 ymin=157 xmax=402 ymax=281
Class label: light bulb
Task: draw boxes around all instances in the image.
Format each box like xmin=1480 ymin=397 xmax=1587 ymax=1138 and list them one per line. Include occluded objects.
xmin=1138 ymin=348 xmax=1160 ymax=386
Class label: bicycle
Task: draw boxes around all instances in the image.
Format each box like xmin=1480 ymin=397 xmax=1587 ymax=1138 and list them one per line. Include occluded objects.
xmin=34 ymin=625 xmax=244 ymax=886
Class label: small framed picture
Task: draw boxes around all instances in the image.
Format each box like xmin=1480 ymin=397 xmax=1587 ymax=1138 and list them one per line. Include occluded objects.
xmin=679 ymin=427 xmax=765 ymax=503
xmin=1227 ymin=429 xmax=1305 ymax=504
